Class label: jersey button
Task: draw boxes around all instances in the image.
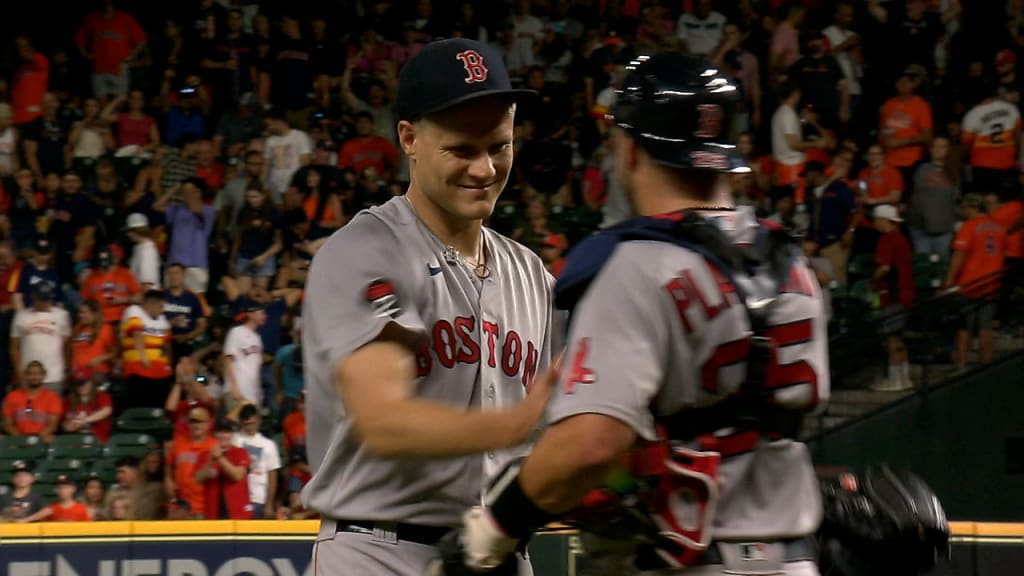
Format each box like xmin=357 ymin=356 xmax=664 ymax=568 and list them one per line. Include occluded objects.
xmin=487 ymin=385 xmax=495 ymax=399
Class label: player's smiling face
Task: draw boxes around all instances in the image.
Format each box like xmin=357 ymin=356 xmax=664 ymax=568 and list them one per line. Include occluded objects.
xmin=401 ymin=96 xmax=516 ymax=222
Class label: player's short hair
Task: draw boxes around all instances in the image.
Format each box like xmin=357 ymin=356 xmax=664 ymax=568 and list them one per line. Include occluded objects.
xmin=265 ymin=107 xmax=287 ymax=122
xmin=25 ymin=360 xmax=46 ymax=374
xmin=777 ymin=79 xmax=800 ymax=101
xmin=166 ymin=262 xmax=185 ymax=272
xmin=115 ymin=456 xmax=140 ymax=469
xmin=239 ymin=404 xmax=260 ymax=422
xmin=354 ymin=110 xmax=374 ymax=122
xmin=143 ymin=289 xmax=165 ymax=303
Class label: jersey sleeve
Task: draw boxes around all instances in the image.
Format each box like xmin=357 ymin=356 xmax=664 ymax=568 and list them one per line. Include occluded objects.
xmin=230 ymin=447 xmax=251 ymax=471
xmin=547 ymin=246 xmax=670 ymax=441
xmin=2 ymin=394 xmax=16 ymax=418
xmin=10 ymin=312 xmax=23 ymax=339
xmin=223 ymin=328 xmax=241 ymax=358
xmin=266 ymin=440 xmax=282 ymax=471
xmin=918 ymin=98 xmax=933 ymax=130
xmin=302 ymin=216 xmax=425 ymax=370
xmin=961 ymin=107 xmax=980 ymax=145
xmin=953 ymin=221 xmax=973 ymax=251
xmin=120 ymin=309 xmax=143 ymax=336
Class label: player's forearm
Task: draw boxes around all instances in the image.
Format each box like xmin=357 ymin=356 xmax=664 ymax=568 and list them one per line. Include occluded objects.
xmin=519 ymin=414 xmax=636 ymax=514
xmin=351 ymin=398 xmax=534 ymax=457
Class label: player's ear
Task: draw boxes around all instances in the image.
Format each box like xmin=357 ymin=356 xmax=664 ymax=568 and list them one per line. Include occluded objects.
xmin=398 ymin=120 xmax=418 ymax=159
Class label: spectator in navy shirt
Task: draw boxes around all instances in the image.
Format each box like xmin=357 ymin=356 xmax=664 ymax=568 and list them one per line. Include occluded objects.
xmin=163 ymin=79 xmax=210 ymax=145
xmin=48 ymin=171 xmax=97 ymax=284
xmin=231 ymin=188 xmax=282 ymax=294
xmin=163 ymin=263 xmax=211 ymax=361
xmin=806 ymin=157 xmax=857 ymax=286
xmin=13 ymin=238 xmax=62 ymax=311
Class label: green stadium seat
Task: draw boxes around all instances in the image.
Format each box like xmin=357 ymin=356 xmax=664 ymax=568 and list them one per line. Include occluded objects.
xmin=0 ymin=436 xmax=48 ymax=461
xmin=36 ymin=458 xmax=90 ymax=479
xmin=912 ymin=252 xmax=947 ymax=290
xmin=89 ymin=459 xmax=118 ymax=485
xmin=46 ymin=434 xmax=102 ymax=460
xmin=259 ymin=407 xmax=278 ymax=437
xmin=847 ymin=279 xmax=876 ymax=306
xmin=33 ymin=482 xmax=56 ymax=499
xmin=115 ymin=407 xmax=172 ymax=437
xmin=846 ymin=253 xmax=878 ymax=282
xmin=102 ymin=433 xmax=158 ymax=459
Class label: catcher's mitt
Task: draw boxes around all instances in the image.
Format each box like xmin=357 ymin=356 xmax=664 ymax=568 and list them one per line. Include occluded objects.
xmin=819 ymin=464 xmax=950 ymax=576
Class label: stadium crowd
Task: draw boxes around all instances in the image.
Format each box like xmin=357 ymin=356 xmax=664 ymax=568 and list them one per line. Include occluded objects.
xmin=1 ymin=0 xmax=1023 ymax=521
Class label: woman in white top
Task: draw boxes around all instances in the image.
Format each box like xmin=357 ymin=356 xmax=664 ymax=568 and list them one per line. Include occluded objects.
xmin=70 ymin=98 xmax=114 ymax=162
xmin=0 ymin=103 xmax=20 ymax=177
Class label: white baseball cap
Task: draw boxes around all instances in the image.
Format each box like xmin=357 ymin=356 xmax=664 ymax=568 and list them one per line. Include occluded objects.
xmin=125 ymin=213 xmax=149 ymax=229
xmin=873 ymin=204 xmax=903 ymax=222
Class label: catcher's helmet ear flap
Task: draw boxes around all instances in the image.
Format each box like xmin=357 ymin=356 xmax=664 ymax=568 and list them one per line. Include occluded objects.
xmin=608 ymin=52 xmax=750 ymax=174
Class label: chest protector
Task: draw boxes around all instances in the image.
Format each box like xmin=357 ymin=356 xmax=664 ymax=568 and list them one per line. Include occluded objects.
xmin=554 ymin=209 xmax=805 ymax=569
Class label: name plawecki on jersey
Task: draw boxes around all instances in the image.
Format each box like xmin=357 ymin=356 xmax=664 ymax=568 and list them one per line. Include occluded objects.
xmin=548 ymin=207 xmax=830 ymax=542
xmin=302 ymin=197 xmax=563 ymax=526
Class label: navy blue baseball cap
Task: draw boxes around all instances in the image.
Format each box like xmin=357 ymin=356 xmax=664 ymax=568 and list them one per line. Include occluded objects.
xmin=395 ymin=38 xmax=534 ymax=122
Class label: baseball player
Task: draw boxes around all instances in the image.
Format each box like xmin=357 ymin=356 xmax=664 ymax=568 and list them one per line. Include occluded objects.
xmin=301 ymin=38 xmax=563 ymax=576
xmin=437 ymin=53 xmax=830 ymax=576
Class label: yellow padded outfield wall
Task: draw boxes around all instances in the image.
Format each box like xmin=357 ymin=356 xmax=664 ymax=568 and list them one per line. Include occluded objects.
xmin=0 ymin=521 xmax=1019 ymax=576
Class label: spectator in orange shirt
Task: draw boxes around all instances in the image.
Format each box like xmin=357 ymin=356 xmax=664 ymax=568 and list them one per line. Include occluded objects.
xmin=81 ymin=245 xmax=141 ymax=325
xmin=856 ymin=144 xmax=904 ymax=204
xmin=851 ymin=144 xmax=904 ymax=254
xmin=539 ymin=234 xmax=567 ymax=277
xmin=17 ymin=475 xmax=92 ymax=523
xmin=1 ymin=361 xmax=63 ymax=443
xmin=961 ymin=86 xmax=1021 ymax=195
xmin=165 ymin=405 xmax=216 ymax=515
xmin=879 ymin=70 xmax=933 ymax=189
xmin=71 ymin=300 xmax=116 ymax=378
xmin=986 ymin=191 xmax=1024 ymax=317
xmin=945 ymin=194 xmax=1007 ymax=369
xmin=12 ymin=36 xmax=49 ymax=127
xmin=282 ymin=392 xmax=306 ymax=452
xmin=75 ymin=0 xmax=148 ymax=100
xmin=62 ymin=370 xmax=114 ymax=442
xmin=337 ymin=111 xmax=399 ymax=180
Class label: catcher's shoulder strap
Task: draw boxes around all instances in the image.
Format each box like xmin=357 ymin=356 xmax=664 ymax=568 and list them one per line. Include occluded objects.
xmin=554 ymin=208 xmax=799 ymax=328
xmin=554 ymin=208 xmax=805 ymax=441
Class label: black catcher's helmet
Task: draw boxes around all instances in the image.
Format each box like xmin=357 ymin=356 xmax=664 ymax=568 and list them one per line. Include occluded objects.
xmin=608 ymin=52 xmax=749 ymax=173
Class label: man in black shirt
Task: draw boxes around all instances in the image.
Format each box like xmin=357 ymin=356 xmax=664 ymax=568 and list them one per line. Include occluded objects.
xmin=259 ymin=14 xmax=316 ymax=130
xmin=23 ymin=93 xmax=69 ymax=183
xmin=201 ymin=9 xmax=257 ymax=119
xmin=870 ymin=0 xmax=943 ymax=78
xmin=49 ymin=170 xmax=98 ymax=282
xmin=789 ymin=30 xmax=849 ymax=128
xmin=0 ymin=461 xmax=44 ymax=522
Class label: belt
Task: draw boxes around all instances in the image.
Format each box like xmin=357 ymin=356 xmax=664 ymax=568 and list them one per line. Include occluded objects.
xmin=698 ymin=537 xmax=816 ymax=565
xmin=334 ymin=519 xmax=449 ymax=546
xmin=635 ymin=537 xmax=816 ymax=570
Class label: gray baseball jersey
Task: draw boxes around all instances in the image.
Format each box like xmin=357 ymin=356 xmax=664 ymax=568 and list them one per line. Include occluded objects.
xmin=302 ymin=196 xmax=563 ymax=526
xmin=549 ymin=207 xmax=830 ymax=540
